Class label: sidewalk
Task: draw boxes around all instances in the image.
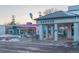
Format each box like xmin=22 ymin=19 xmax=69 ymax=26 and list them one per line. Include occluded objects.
xmin=1 ymin=37 xmax=72 ymax=47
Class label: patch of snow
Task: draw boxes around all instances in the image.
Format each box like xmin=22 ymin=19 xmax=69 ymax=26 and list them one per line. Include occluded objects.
xmin=9 ymin=39 xmax=20 ymax=42
xmin=1 ymin=39 xmax=6 ymax=41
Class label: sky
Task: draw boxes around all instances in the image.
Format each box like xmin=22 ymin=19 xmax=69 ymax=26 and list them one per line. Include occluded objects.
xmin=0 ymin=5 xmax=68 ymax=25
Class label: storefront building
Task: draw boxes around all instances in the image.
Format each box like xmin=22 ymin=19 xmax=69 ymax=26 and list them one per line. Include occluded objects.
xmin=34 ymin=5 xmax=79 ymax=42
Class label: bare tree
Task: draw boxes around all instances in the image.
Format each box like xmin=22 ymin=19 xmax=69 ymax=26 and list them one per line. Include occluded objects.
xmin=10 ymin=15 xmax=16 ymax=25
xmin=38 ymin=11 xmax=42 ymax=17
xmin=43 ymin=8 xmax=59 ymax=15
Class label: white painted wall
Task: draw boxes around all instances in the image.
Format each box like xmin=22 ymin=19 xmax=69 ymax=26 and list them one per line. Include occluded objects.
xmin=73 ymin=23 xmax=79 ymax=41
xmin=54 ymin=24 xmax=58 ymax=41
xmin=0 ymin=25 xmax=5 ymax=35
xmin=37 ymin=17 xmax=79 ymax=25
xmin=54 ymin=18 xmax=79 ymax=24
xmin=38 ymin=25 xmax=43 ymax=40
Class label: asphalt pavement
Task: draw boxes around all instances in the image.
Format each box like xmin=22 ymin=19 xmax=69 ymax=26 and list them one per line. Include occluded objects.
xmin=0 ymin=39 xmax=79 ymax=53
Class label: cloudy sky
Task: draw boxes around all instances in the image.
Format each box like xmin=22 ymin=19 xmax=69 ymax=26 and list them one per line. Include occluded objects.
xmin=0 ymin=5 xmax=68 ymax=24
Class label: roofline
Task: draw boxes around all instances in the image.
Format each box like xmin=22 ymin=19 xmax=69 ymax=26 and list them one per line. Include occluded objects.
xmin=34 ymin=16 xmax=79 ymax=20
xmin=68 ymin=9 xmax=79 ymax=12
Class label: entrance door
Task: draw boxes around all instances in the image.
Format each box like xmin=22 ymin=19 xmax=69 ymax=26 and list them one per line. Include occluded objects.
xmin=58 ymin=23 xmax=73 ymax=41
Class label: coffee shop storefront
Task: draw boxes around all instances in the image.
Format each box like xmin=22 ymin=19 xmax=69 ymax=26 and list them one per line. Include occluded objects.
xmin=34 ymin=11 xmax=79 ymax=42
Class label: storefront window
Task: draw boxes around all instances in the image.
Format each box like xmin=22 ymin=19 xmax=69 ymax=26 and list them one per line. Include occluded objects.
xmin=58 ymin=27 xmax=67 ymax=38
